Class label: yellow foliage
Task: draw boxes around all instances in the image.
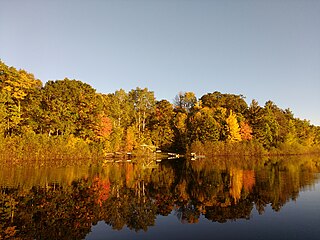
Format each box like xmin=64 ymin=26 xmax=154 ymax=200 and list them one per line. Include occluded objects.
xmin=174 ymin=112 xmax=187 ymax=133
xmin=226 ymin=110 xmax=242 ymax=142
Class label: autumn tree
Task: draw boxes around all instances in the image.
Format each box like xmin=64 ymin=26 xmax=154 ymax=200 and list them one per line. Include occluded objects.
xmin=102 ymin=89 xmax=135 ymax=152
xmin=295 ymin=119 xmax=316 ymax=147
xmin=40 ymin=78 xmax=103 ymax=139
xmin=125 ymin=126 xmax=136 ymax=152
xmin=149 ymin=100 xmax=175 ymax=150
xmin=212 ymin=107 xmax=228 ymax=141
xmin=104 ymin=89 xmax=133 ymax=128
xmin=239 ymin=122 xmax=253 ymax=141
xmin=226 ymin=110 xmax=242 ymax=142
xmin=187 ymin=107 xmax=220 ymax=143
xmin=284 ymin=119 xmax=297 ymax=145
xmin=174 ymin=91 xmax=197 ymax=113
xmin=129 ymin=87 xmax=155 ymax=141
xmin=95 ymin=115 xmax=113 ymax=140
xmin=173 ymin=111 xmax=188 ymax=151
xmin=201 ymin=91 xmax=248 ymax=114
xmin=0 ymin=61 xmax=42 ymax=135
xmin=245 ymin=99 xmax=265 ymax=143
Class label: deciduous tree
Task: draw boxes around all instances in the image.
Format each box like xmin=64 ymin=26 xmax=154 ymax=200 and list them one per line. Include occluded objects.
xmin=226 ymin=110 xmax=242 ymax=142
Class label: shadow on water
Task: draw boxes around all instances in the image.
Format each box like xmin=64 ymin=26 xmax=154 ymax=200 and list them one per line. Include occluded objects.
xmin=1 ymin=155 xmax=320 ymax=239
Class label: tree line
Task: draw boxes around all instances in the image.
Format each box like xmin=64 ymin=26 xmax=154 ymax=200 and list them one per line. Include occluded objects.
xmin=0 ymin=60 xmax=319 ymax=159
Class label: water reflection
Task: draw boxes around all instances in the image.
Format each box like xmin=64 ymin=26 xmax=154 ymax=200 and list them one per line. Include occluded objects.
xmin=1 ymin=156 xmax=320 ymax=239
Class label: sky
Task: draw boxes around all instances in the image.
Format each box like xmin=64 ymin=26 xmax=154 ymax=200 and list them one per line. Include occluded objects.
xmin=0 ymin=0 xmax=319 ymax=126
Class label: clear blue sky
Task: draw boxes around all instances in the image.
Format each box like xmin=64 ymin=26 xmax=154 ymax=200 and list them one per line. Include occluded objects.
xmin=1 ymin=0 xmax=319 ymax=125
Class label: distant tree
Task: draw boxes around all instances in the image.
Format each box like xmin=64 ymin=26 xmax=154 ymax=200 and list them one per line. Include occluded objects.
xmin=201 ymin=91 xmax=248 ymax=114
xmin=174 ymin=92 xmax=197 ymax=113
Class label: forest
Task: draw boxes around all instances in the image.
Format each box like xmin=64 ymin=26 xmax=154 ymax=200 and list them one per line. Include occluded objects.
xmin=0 ymin=60 xmax=320 ymax=160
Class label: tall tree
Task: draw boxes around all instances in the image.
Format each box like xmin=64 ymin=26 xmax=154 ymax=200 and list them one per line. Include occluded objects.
xmin=226 ymin=110 xmax=242 ymax=142
xmin=129 ymin=87 xmax=155 ymax=140
xmin=174 ymin=92 xmax=197 ymax=113
xmin=173 ymin=112 xmax=188 ymax=151
xmin=245 ymin=99 xmax=265 ymax=142
xmin=212 ymin=107 xmax=228 ymax=141
xmin=0 ymin=61 xmax=42 ymax=135
xmin=105 ymin=89 xmax=133 ymax=128
xmin=41 ymin=78 xmax=102 ymax=139
xmin=239 ymin=122 xmax=253 ymax=141
xmin=149 ymin=100 xmax=175 ymax=150
xmin=188 ymin=107 xmax=220 ymax=143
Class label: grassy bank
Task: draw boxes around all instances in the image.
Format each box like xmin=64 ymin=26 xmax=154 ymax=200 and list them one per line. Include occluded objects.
xmin=189 ymin=140 xmax=320 ymax=157
xmin=0 ymin=133 xmax=103 ymax=163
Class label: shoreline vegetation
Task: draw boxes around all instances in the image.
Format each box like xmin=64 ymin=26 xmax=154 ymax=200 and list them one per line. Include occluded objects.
xmin=0 ymin=60 xmax=320 ymax=162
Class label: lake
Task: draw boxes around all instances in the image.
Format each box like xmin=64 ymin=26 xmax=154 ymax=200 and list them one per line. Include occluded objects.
xmin=1 ymin=155 xmax=320 ymax=239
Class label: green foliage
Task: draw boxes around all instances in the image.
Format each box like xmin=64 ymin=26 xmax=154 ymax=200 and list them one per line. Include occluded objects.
xmin=40 ymin=78 xmax=103 ymax=139
xmin=104 ymin=89 xmax=134 ymax=128
xmin=129 ymin=87 xmax=155 ymax=139
xmin=0 ymin=133 xmax=95 ymax=162
xmin=149 ymin=100 xmax=175 ymax=150
xmin=187 ymin=107 xmax=220 ymax=143
xmin=0 ymin=60 xmax=319 ymax=158
xmin=0 ymin=61 xmax=42 ymax=136
xmin=201 ymin=91 xmax=248 ymax=114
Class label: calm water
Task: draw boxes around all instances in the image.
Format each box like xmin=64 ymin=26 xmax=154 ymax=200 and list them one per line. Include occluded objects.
xmin=1 ymin=156 xmax=320 ymax=240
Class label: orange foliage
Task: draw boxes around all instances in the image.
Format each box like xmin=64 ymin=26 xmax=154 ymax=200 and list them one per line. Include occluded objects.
xmin=97 ymin=115 xmax=113 ymax=139
xmin=240 ymin=122 xmax=253 ymax=141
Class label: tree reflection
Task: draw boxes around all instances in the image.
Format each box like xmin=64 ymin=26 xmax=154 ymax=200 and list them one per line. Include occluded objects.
xmin=1 ymin=156 xmax=320 ymax=239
